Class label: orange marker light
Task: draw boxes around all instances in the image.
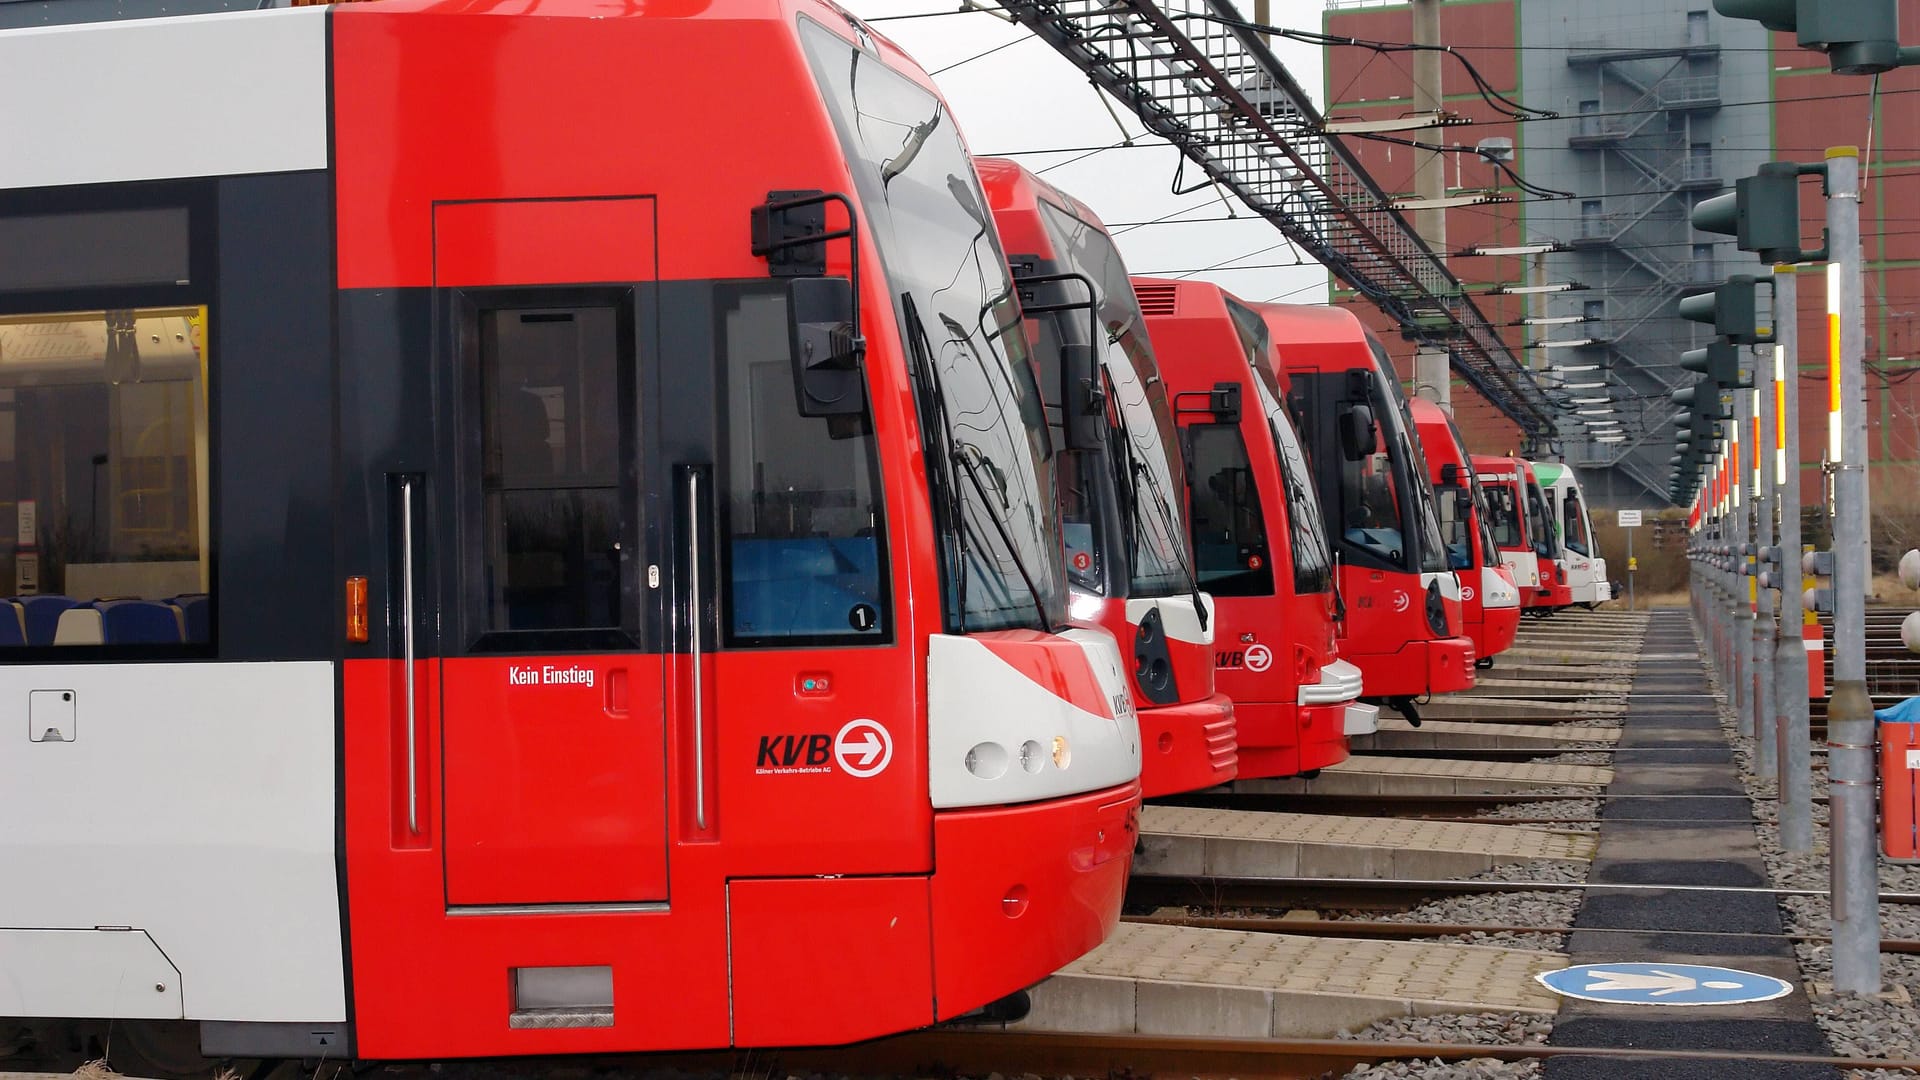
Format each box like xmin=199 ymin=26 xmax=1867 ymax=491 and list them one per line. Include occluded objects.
xmin=346 ymin=576 xmax=369 ymax=643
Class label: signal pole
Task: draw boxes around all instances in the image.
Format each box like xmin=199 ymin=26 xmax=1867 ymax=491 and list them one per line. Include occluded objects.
xmin=1824 ymin=146 xmax=1879 ymax=994
xmin=1772 ymin=266 xmax=1813 ymax=853
xmin=1411 ymin=0 xmax=1451 ymax=414
xmin=1752 ymin=368 xmax=1775 ymax=780
xmin=1731 ymin=389 xmax=1751 ymax=737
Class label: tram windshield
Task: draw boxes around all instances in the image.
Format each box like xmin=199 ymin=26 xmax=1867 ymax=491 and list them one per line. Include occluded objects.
xmin=1035 ymin=201 xmax=1191 ymax=599
xmin=1224 ymin=298 xmax=1332 ymax=595
xmin=803 ymin=21 xmax=1065 ymax=632
xmin=1525 ymin=478 xmax=1557 ymax=561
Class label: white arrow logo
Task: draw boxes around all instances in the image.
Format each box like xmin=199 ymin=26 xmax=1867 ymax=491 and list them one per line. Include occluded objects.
xmin=834 ymin=718 xmax=893 ymax=778
xmin=1584 ymin=969 xmax=1741 ymax=996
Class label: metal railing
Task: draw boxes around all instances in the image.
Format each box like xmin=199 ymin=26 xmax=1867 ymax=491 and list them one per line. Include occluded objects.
xmin=996 ymin=0 xmax=1557 ymax=435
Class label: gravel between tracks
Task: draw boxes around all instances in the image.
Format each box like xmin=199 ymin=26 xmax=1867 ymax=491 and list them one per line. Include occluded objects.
xmin=1711 ymin=646 xmax=1920 ymax=1075
xmin=1336 ymin=1013 xmax=1549 ymax=1080
xmin=1474 ymin=797 xmax=1601 ymax=831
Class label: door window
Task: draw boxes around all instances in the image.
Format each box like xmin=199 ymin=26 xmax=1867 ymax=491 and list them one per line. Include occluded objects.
xmin=470 ymin=299 xmax=635 ymax=648
xmin=1187 ymin=423 xmax=1273 ymax=597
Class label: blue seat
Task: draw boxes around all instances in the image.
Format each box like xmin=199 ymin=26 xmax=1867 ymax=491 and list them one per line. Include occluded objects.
xmin=729 ymin=538 xmax=882 ymax=637
xmin=174 ymin=594 xmax=209 ymax=643
xmin=98 ymin=600 xmax=184 ymax=644
xmin=0 ymin=601 xmax=24 ymax=646
xmin=15 ymin=595 xmax=78 ymax=646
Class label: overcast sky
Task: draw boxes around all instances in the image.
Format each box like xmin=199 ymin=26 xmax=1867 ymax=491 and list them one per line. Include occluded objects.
xmin=845 ymin=1 xmax=1334 ymax=306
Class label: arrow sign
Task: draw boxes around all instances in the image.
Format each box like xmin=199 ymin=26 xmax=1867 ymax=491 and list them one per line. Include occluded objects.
xmin=1536 ymin=962 xmax=1793 ymax=1007
xmin=833 ymin=718 xmax=893 ymax=778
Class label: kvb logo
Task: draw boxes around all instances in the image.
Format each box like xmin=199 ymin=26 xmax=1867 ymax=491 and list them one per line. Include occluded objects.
xmin=755 ymin=719 xmax=894 ymax=777
xmin=1461 ymin=585 xmax=1476 ymax=602
xmin=1390 ymin=590 xmax=1410 ymax=613
xmin=1244 ymin=643 xmax=1274 ymax=672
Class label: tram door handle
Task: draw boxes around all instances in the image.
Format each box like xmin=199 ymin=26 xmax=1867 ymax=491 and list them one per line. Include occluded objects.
xmin=684 ymin=467 xmax=710 ymax=831
xmin=398 ymin=475 xmax=421 ymax=836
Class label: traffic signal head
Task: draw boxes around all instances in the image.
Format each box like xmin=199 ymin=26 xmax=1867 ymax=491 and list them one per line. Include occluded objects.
xmin=1672 ymin=383 xmax=1733 ymax=419
xmin=1715 ymin=0 xmax=1901 ymax=75
xmin=1680 ymin=339 xmax=1751 ymax=388
xmin=1678 ymin=275 xmax=1775 ymax=345
xmin=1692 ymin=163 xmax=1808 ymax=263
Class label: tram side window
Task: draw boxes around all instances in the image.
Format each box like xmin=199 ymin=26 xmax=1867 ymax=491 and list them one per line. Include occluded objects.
xmin=1340 ymin=420 xmax=1406 ymax=565
xmin=0 ymin=307 xmax=209 ymax=646
xmin=1482 ymin=483 xmax=1523 ymax=548
xmin=1563 ymin=490 xmax=1590 ymax=556
xmin=1187 ymin=424 xmax=1273 ymax=597
xmin=478 ymin=306 xmax=624 ymax=636
xmin=719 ymin=288 xmax=889 ymax=645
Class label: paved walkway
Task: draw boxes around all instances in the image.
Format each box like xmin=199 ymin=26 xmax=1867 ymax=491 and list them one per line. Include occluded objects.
xmin=1013 ymin=922 xmax=1563 ymax=1038
xmin=1543 ymin=610 xmax=1839 ymax=1079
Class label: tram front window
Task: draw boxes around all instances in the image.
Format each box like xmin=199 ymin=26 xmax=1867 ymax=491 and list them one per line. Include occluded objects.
xmin=0 ymin=306 xmax=210 ymax=645
xmin=1483 ymin=483 xmax=1523 ymax=548
xmin=1563 ymin=488 xmax=1591 ymax=557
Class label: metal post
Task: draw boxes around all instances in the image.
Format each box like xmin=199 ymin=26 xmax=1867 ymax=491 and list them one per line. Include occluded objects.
xmin=1732 ymin=395 xmax=1752 ymax=739
xmin=1825 ymin=147 xmax=1880 ymax=993
xmin=1627 ymin=527 xmax=1635 ymax=610
xmin=1753 ymin=367 xmax=1776 ymax=779
xmin=1773 ymin=267 xmax=1813 ymax=853
xmin=1410 ymin=0 xmax=1451 ymax=415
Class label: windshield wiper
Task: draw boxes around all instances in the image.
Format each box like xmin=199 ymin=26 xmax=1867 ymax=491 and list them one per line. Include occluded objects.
xmin=953 ymin=444 xmax=1054 ymax=635
xmin=1109 ymin=372 xmax=1208 ymax=632
xmin=910 ymin=296 xmax=1056 ymax=635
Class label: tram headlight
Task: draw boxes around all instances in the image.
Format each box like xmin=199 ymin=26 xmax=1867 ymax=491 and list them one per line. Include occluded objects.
xmin=1050 ymin=735 xmax=1071 ymax=770
xmin=1424 ymin=580 xmax=1448 ymax=636
xmin=965 ymin=741 xmax=1009 ymax=780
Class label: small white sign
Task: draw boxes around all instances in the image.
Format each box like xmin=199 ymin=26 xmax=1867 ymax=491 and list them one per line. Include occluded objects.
xmin=1618 ymin=509 xmax=1643 ymax=528
xmin=1907 ymin=749 xmax=1920 ymax=770
xmin=16 ymin=498 xmax=35 ymax=546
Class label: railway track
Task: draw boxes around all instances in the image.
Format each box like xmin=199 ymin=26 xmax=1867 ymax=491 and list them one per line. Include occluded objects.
xmin=566 ymin=1029 xmax=1920 ymax=1080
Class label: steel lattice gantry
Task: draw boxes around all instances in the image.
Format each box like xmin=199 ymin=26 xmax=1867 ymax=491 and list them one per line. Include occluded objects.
xmin=995 ymin=0 xmax=1557 ymax=437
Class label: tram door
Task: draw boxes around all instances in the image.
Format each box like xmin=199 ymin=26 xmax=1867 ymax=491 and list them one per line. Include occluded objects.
xmin=429 ymin=197 xmax=669 ymax=906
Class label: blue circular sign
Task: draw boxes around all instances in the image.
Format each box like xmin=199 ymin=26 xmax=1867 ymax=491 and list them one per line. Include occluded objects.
xmin=1536 ymin=962 xmax=1794 ymax=1007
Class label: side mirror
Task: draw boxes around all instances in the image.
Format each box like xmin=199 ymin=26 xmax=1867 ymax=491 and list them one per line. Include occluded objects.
xmin=1209 ymin=381 xmax=1242 ymax=424
xmin=1337 ymin=403 xmax=1376 ymax=461
xmin=787 ymin=277 xmax=867 ymax=421
xmin=1062 ymin=342 xmax=1105 ymax=452
xmin=1439 ymin=462 xmax=1462 ymax=487
xmin=1452 ymin=487 xmax=1474 ymax=520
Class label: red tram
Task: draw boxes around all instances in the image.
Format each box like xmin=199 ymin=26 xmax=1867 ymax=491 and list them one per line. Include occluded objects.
xmin=1257 ymin=304 xmax=1474 ymax=722
xmin=979 ymin=161 xmax=1236 ymax=798
xmin=1474 ymin=455 xmax=1570 ymax=613
xmin=1408 ymin=399 xmax=1521 ymax=668
xmin=1133 ymin=278 xmax=1370 ymax=780
xmin=0 ymin=0 xmax=1141 ymax=1066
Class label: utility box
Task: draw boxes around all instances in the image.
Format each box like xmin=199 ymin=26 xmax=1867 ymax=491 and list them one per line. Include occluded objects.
xmin=1884 ymin=719 xmax=1920 ymax=862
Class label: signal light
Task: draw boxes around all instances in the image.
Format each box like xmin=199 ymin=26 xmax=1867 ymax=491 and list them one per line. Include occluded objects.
xmin=1692 ymin=162 xmax=1812 ymax=263
xmin=1715 ymin=0 xmax=1907 ymax=75
xmin=1678 ymin=275 xmax=1775 ymax=345
xmin=1680 ymin=340 xmax=1751 ymax=388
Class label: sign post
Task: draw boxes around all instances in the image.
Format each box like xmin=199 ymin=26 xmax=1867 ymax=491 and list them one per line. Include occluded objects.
xmin=1618 ymin=509 xmax=1642 ymax=610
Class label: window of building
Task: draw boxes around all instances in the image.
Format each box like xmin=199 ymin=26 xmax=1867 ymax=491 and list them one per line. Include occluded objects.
xmin=0 ymin=306 xmax=210 ymax=646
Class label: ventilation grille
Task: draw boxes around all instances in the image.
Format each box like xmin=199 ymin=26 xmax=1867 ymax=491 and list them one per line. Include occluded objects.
xmin=1133 ymin=282 xmax=1178 ymax=316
